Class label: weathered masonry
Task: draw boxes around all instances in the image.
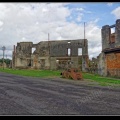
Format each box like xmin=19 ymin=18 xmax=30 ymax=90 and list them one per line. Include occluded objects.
xmin=98 ymin=19 xmax=120 ymax=77
xmin=12 ymin=39 xmax=89 ymax=71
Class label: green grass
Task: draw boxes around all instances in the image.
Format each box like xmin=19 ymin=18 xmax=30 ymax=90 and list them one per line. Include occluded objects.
xmin=0 ymin=68 xmax=61 ymax=78
xmin=0 ymin=68 xmax=120 ymax=87
xmin=82 ymin=73 xmax=120 ymax=86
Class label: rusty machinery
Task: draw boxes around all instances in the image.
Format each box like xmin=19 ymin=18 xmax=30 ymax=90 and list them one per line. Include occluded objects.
xmin=61 ymin=68 xmax=83 ymax=80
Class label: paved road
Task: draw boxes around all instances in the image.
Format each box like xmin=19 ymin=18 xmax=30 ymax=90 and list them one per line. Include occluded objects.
xmin=0 ymin=72 xmax=120 ymax=115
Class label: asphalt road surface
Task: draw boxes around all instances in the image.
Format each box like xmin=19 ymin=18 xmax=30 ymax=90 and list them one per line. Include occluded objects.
xmin=0 ymin=72 xmax=120 ymax=115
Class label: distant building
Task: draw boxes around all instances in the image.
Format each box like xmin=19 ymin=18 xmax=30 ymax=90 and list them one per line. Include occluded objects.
xmin=12 ymin=39 xmax=89 ymax=71
xmin=0 ymin=62 xmax=7 ymax=68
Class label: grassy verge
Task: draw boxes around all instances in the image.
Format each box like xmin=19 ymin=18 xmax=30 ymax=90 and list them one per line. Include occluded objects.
xmin=0 ymin=68 xmax=120 ymax=86
xmin=83 ymin=72 xmax=120 ymax=86
xmin=0 ymin=68 xmax=61 ymax=78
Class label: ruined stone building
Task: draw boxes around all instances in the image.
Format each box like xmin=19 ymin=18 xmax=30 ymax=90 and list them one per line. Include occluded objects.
xmin=12 ymin=39 xmax=89 ymax=71
xmin=12 ymin=19 xmax=120 ymax=77
xmin=87 ymin=57 xmax=98 ymax=74
xmin=97 ymin=19 xmax=120 ymax=77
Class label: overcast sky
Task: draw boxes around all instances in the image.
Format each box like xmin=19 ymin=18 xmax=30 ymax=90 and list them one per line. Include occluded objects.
xmin=0 ymin=2 xmax=120 ymax=59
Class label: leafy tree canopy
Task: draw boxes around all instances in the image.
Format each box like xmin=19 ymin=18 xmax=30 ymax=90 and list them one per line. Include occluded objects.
xmin=0 ymin=58 xmax=11 ymax=65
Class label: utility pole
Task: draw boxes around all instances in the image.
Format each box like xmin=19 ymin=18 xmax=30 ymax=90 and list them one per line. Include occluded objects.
xmin=84 ymin=22 xmax=86 ymax=47
xmin=82 ymin=22 xmax=86 ymax=72
xmin=2 ymin=46 xmax=6 ymax=70
xmin=48 ymin=33 xmax=50 ymax=55
xmin=48 ymin=33 xmax=51 ymax=69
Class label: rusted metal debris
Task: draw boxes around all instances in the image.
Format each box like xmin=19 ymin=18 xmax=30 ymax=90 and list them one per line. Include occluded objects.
xmin=61 ymin=68 xmax=83 ymax=80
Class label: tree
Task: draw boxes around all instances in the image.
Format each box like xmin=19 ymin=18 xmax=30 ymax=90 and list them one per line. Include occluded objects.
xmin=0 ymin=58 xmax=11 ymax=65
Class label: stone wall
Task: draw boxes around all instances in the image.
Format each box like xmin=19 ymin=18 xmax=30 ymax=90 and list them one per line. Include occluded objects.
xmin=106 ymin=53 xmax=120 ymax=77
xmin=97 ymin=19 xmax=120 ymax=77
xmin=115 ymin=19 xmax=120 ymax=47
xmin=101 ymin=19 xmax=120 ymax=51
xmin=13 ymin=39 xmax=88 ymax=71
xmin=101 ymin=25 xmax=111 ymax=50
xmin=97 ymin=53 xmax=107 ymax=76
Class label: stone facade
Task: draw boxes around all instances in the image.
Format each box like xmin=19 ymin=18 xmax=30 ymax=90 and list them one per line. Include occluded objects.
xmin=101 ymin=20 xmax=120 ymax=50
xmin=87 ymin=19 xmax=120 ymax=77
xmin=105 ymin=52 xmax=120 ymax=77
xmin=12 ymin=39 xmax=89 ymax=71
xmin=98 ymin=19 xmax=120 ymax=77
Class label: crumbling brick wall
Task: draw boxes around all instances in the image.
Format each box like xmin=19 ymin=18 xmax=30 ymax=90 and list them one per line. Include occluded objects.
xmin=98 ymin=19 xmax=120 ymax=77
xmin=106 ymin=53 xmax=120 ymax=77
